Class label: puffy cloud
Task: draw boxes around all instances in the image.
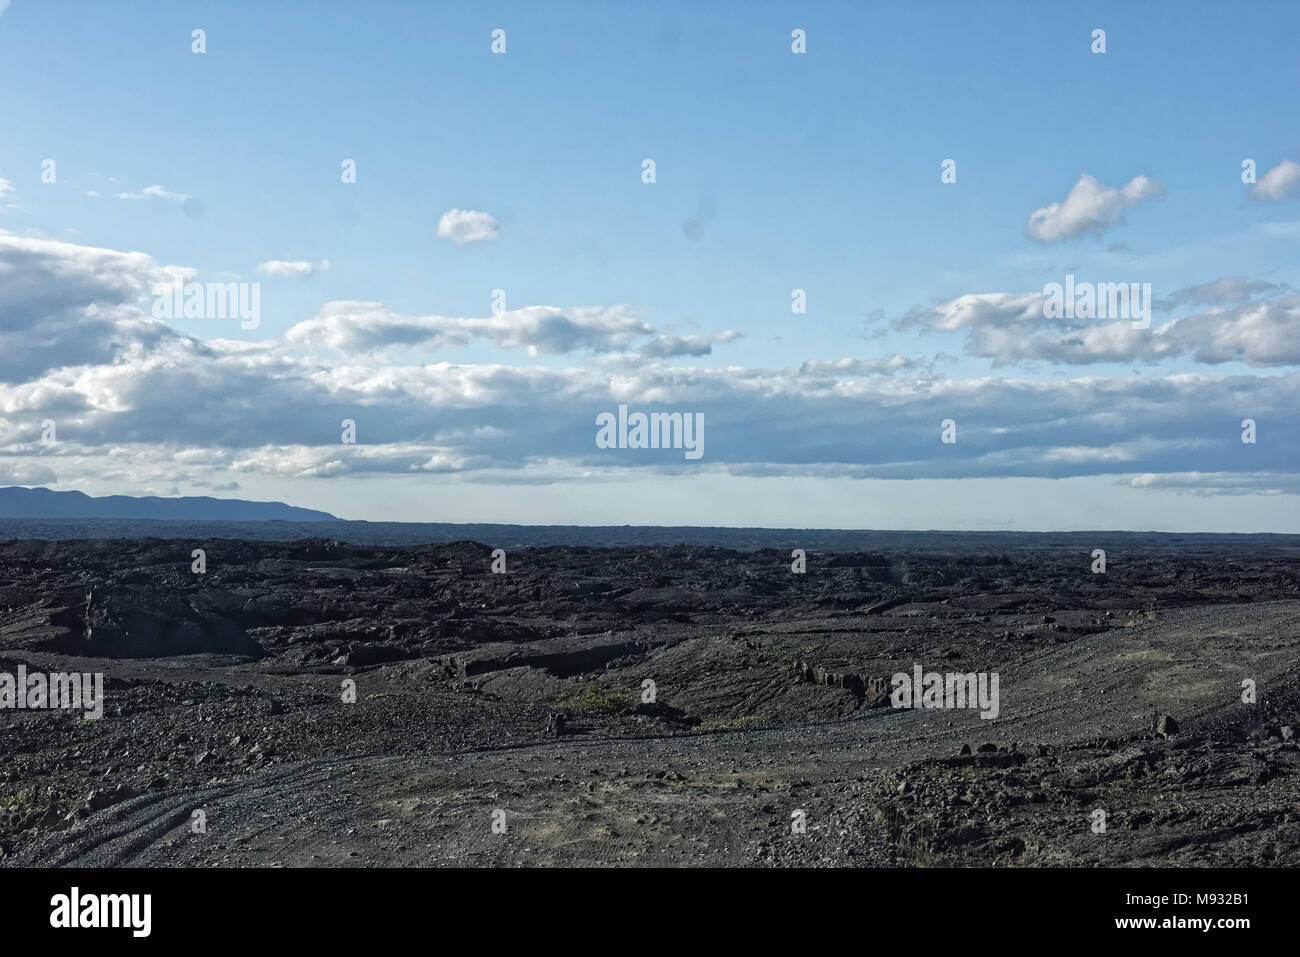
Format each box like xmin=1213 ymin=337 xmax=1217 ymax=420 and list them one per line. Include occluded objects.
xmin=638 ymin=329 xmax=742 ymax=358
xmin=0 ymin=232 xmax=181 ymax=382
xmin=286 ymin=301 xmax=464 ymax=351
xmin=1173 ymin=296 xmax=1300 ymax=365
xmin=900 ymin=293 xmax=1046 ymax=332
xmin=256 ymin=259 xmax=323 ymax=278
xmin=1025 ymin=173 xmax=1164 ymax=242
xmin=436 ymin=209 xmax=502 ymax=245
xmin=1251 ymin=159 xmax=1300 ymax=202
xmin=902 ymin=283 xmax=1300 ymax=367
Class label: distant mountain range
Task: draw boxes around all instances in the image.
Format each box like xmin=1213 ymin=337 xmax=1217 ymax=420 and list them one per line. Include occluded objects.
xmin=0 ymin=489 xmax=1295 ymax=550
xmin=0 ymin=487 xmax=338 ymax=522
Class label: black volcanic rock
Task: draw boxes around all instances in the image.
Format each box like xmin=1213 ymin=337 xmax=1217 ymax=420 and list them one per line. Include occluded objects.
xmin=46 ymin=589 xmax=263 ymax=658
xmin=0 ymin=534 xmax=1298 ymax=868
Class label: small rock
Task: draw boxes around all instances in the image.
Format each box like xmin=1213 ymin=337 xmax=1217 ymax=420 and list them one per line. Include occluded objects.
xmin=84 ymin=783 xmax=137 ymax=812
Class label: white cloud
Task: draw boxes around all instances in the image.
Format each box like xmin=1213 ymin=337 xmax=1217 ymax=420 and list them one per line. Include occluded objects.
xmin=1025 ymin=173 xmax=1164 ymax=243
xmin=904 ymin=283 xmax=1300 ymax=367
xmin=913 ymin=292 xmax=1046 ymax=331
xmin=257 ymin=259 xmax=318 ymax=278
xmin=0 ymin=176 xmax=12 ymax=200
xmin=1 ymin=235 xmax=1296 ymax=499
xmin=287 ymin=302 xmax=653 ymax=356
xmin=436 ymin=208 xmax=502 ymax=245
xmin=638 ymin=329 xmax=743 ymax=358
xmin=1251 ymin=159 xmax=1300 ymax=201
xmin=1174 ymin=297 xmax=1300 ymax=365
xmin=0 ymin=231 xmax=180 ymax=382
xmin=116 ymin=184 xmax=190 ymax=202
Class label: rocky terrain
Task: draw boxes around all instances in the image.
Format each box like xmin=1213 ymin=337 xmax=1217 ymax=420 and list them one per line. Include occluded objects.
xmin=1 ymin=533 xmax=1297 ymax=867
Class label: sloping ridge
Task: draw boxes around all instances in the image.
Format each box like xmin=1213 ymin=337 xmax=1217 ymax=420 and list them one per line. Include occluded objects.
xmin=980 ymin=600 xmax=1300 ymax=742
xmin=0 ymin=486 xmax=337 ymax=522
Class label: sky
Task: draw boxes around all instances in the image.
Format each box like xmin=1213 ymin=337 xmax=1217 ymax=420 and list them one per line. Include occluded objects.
xmin=0 ymin=0 xmax=1297 ymax=530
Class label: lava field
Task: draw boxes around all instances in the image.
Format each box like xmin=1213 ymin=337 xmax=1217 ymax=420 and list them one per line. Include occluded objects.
xmin=1 ymin=533 xmax=1298 ymax=867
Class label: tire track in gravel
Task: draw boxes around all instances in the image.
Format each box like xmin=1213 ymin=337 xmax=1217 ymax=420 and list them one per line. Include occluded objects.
xmin=10 ymin=757 xmax=381 ymax=867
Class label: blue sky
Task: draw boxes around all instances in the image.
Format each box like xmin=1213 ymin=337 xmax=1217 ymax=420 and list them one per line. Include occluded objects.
xmin=1 ymin=1 xmax=1298 ymax=529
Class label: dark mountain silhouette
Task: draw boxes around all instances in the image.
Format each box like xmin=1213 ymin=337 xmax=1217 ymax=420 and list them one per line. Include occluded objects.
xmin=0 ymin=486 xmax=338 ymax=522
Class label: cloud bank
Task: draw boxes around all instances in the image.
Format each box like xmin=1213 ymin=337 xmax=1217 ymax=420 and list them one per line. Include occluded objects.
xmin=0 ymin=234 xmax=1293 ymax=500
